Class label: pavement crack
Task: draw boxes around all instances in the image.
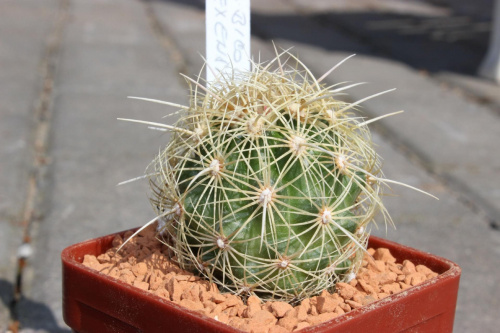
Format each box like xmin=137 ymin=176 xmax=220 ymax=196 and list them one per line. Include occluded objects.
xmin=142 ymin=0 xmax=189 ymax=82
xmin=361 ymin=111 xmax=499 ymax=232
xmin=8 ymin=0 xmax=69 ymax=331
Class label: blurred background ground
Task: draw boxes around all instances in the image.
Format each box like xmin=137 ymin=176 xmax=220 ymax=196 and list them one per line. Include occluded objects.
xmin=0 ymin=0 xmax=499 ymax=332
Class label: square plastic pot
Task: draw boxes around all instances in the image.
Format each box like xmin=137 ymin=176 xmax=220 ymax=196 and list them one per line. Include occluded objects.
xmin=62 ymin=228 xmax=461 ymax=333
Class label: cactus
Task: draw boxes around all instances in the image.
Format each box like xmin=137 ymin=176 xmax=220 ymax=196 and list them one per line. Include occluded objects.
xmin=122 ymin=53 xmax=429 ymax=303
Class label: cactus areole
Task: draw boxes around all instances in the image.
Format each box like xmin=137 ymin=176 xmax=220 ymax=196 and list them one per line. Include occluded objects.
xmin=146 ymin=54 xmax=392 ymax=303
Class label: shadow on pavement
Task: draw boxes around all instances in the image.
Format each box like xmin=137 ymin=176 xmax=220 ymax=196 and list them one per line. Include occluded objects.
xmin=252 ymin=11 xmax=490 ymax=75
xmin=156 ymin=0 xmax=491 ymax=75
xmin=0 ymin=279 xmax=70 ymax=333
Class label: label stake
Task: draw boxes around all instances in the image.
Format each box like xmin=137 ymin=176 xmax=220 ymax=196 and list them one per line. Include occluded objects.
xmin=206 ymin=0 xmax=250 ymax=83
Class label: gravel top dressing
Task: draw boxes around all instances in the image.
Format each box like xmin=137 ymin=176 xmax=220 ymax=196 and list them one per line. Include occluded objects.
xmin=83 ymin=224 xmax=438 ymax=333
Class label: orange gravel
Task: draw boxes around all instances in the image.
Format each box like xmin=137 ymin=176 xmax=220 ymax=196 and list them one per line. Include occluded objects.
xmin=83 ymin=225 xmax=438 ymax=333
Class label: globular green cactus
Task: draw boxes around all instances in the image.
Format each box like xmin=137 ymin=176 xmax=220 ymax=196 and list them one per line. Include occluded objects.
xmin=124 ymin=53 xmax=422 ymax=303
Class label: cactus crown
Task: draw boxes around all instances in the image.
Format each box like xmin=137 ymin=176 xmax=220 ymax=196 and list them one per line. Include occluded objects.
xmin=121 ymin=53 xmax=433 ymax=303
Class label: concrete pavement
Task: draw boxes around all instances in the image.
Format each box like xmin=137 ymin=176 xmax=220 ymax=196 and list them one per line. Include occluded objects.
xmin=1 ymin=0 xmax=499 ymax=332
xmin=0 ymin=0 xmax=62 ymax=330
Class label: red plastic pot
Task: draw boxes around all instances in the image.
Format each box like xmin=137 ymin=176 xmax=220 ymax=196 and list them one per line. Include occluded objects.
xmin=62 ymin=228 xmax=461 ymax=333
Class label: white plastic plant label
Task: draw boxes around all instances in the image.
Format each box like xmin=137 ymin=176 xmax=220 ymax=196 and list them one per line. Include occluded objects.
xmin=206 ymin=0 xmax=250 ymax=83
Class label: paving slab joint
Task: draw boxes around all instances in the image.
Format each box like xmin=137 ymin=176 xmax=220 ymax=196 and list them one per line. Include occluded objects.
xmin=7 ymin=0 xmax=70 ymax=331
xmin=142 ymin=0 xmax=189 ymax=83
xmin=355 ymin=99 xmax=500 ymax=232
